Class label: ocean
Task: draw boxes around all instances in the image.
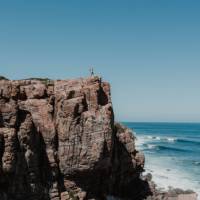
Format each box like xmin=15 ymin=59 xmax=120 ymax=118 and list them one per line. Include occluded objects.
xmin=123 ymin=122 xmax=200 ymax=198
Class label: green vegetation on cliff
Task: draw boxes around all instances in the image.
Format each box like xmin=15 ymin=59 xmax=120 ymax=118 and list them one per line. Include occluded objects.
xmin=0 ymin=76 xmax=9 ymax=80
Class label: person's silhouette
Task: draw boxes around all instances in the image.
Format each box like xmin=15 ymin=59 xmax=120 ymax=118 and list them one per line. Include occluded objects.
xmin=89 ymin=67 xmax=94 ymax=76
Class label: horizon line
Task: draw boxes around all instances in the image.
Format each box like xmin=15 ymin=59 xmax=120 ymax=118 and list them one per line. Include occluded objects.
xmin=120 ymin=121 xmax=200 ymax=124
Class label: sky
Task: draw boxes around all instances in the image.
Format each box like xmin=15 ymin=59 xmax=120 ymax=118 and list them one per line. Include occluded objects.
xmin=0 ymin=0 xmax=200 ymax=122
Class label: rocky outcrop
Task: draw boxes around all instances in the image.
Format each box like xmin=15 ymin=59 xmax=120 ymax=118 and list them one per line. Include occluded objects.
xmin=1 ymin=76 xmax=195 ymax=200
xmin=0 ymin=76 xmax=148 ymax=200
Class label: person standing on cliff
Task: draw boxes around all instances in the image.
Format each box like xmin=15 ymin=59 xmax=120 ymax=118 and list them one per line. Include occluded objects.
xmin=89 ymin=67 xmax=94 ymax=77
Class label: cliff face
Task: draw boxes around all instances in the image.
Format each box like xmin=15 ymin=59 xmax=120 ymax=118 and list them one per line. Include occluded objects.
xmin=0 ymin=76 xmax=148 ymax=200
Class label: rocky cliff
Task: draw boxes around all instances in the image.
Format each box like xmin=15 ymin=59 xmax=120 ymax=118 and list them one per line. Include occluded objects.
xmin=0 ymin=76 xmax=153 ymax=200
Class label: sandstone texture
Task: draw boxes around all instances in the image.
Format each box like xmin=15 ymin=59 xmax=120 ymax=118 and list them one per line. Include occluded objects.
xmin=0 ymin=76 xmax=148 ymax=200
xmin=0 ymin=76 xmax=197 ymax=200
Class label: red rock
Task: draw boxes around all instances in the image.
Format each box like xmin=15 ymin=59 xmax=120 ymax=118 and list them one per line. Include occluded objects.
xmin=0 ymin=76 xmax=149 ymax=200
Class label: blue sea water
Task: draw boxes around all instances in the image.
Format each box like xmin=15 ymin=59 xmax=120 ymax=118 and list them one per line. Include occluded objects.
xmin=123 ymin=122 xmax=200 ymax=197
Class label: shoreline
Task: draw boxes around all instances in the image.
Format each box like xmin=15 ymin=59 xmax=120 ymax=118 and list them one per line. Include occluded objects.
xmin=132 ymin=124 xmax=200 ymax=200
xmin=142 ymin=150 xmax=200 ymax=199
xmin=143 ymin=173 xmax=198 ymax=200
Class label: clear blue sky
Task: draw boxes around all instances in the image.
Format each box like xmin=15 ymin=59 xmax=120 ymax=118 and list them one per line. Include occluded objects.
xmin=0 ymin=0 xmax=200 ymax=122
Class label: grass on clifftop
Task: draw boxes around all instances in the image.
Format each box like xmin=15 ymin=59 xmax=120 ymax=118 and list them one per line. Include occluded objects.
xmin=0 ymin=75 xmax=9 ymax=80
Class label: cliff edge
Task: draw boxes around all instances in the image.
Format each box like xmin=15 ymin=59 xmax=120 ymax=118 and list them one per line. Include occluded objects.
xmin=0 ymin=76 xmax=148 ymax=200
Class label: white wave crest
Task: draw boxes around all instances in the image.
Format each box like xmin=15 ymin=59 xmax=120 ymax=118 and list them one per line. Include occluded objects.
xmin=167 ymin=137 xmax=176 ymax=142
xmin=147 ymin=144 xmax=157 ymax=149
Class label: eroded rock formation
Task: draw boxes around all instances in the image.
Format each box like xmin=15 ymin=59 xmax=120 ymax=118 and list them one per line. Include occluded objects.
xmin=0 ymin=76 xmax=148 ymax=200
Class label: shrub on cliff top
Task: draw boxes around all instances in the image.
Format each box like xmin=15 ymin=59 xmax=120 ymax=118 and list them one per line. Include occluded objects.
xmin=0 ymin=75 xmax=9 ymax=80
